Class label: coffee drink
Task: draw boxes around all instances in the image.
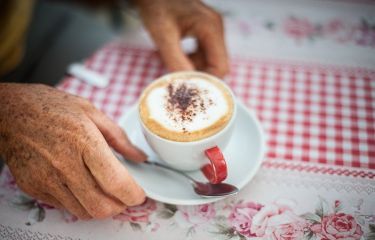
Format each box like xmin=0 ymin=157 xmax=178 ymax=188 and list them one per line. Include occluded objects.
xmin=139 ymin=72 xmax=234 ymax=142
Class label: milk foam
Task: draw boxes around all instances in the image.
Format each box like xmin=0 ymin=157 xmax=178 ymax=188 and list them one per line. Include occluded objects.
xmin=146 ymin=78 xmax=229 ymax=132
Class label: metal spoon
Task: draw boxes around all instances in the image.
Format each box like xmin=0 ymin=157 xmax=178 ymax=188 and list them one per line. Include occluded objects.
xmin=144 ymin=161 xmax=239 ymax=197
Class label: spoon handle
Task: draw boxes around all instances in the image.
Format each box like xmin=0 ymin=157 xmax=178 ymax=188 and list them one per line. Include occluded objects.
xmin=144 ymin=160 xmax=197 ymax=184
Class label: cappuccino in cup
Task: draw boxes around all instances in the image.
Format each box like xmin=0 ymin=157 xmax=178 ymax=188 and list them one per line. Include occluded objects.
xmin=138 ymin=71 xmax=236 ymax=184
xmin=139 ymin=72 xmax=234 ymax=142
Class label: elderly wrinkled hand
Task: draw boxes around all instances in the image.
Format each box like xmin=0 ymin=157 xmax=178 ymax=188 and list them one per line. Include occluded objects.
xmin=136 ymin=0 xmax=229 ymax=78
xmin=0 ymin=84 xmax=147 ymax=219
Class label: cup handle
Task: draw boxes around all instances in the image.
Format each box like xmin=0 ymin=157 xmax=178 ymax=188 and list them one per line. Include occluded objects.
xmin=201 ymin=146 xmax=227 ymax=184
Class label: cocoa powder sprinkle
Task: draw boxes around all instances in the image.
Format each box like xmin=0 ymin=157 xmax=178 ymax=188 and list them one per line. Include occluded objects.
xmin=165 ymin=83 xmax=211 ymax=125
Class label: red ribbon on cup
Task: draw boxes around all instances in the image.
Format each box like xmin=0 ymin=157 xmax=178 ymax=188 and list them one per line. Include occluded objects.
xmin=201 ymin=146 xmax=227 ymax=184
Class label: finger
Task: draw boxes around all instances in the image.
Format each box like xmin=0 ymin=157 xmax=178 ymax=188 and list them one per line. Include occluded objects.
xmin=188 ymin=47 xmax=206 ymax=71
xmin=147 ymin=21 xmax=194 ymax=72
xmin=194 ymin=16 xmax=229 ymax=77
xmin=46 ymin=180 xmax=92 ymax=220
xmin=61 ymin=158 xmax=128 ymax=219
xmin=86 ymin=107 xmax=147 ymax=162
xmin=82 ymin=123 xmax=146 ymax=207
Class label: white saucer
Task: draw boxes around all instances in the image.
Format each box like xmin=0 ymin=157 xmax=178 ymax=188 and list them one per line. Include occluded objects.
xmin=118 ymin=100 xmax=266 ymax=205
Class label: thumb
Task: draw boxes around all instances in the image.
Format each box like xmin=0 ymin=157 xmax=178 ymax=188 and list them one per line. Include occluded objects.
xmin=86 ymin=107 xmax=147 ymax=162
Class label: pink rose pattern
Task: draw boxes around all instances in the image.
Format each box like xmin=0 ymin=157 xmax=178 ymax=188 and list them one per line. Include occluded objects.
xmin=302 ymin=200 xmax=365 ymax=240
xmin=282 ymin=16 xmax=375 ymax=47
xmin=320 ymin=213 xmax=363 ymax=240
xmin=283 ymin=17 xmax=315 ymax=41
xmin=250 ymin=200 xmax=306 ymax=239
xmin=174 ymin=204 xmax=216 ymax=227
xmin=236 ymin=15 xmax=375 ymax=47
xmin=228 ymin=201 xmax=263 ymax=237
xmin=214 ymin=199 xmax=369 ymax=240
xmin=272 ymin=223 xmax=305 ymax=240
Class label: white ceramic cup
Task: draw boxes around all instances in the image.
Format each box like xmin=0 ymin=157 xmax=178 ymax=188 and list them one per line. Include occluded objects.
xmin=138 ymin=71 xmax=237 ymax=182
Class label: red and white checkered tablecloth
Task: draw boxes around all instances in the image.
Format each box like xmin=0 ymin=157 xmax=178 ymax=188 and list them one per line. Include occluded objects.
xmin=3 ymin=0 xmax=375 ymax=236
xmin=58 ymin=41 xmax=375 ymax=170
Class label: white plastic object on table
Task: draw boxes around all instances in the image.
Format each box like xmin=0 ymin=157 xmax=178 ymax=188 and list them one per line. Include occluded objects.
xmin=67 ymin=63 xmax=109 ymax=88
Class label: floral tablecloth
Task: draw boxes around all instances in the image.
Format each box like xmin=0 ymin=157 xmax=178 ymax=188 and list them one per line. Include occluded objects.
xmin=1 ymin=162 xmax=374 ymax=239
xmin=1 ymin=0 xmax=375 ymax=239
